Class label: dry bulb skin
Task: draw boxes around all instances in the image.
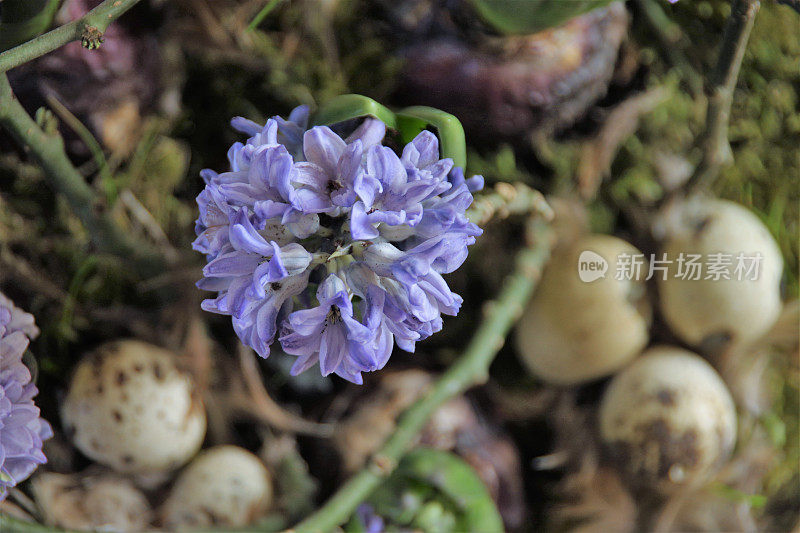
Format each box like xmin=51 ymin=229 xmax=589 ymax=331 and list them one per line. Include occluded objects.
xmin=32 ymin=472 xmax=152 ymax=532
xmin=599 ymin=346 xmax=737 ymax=493
xmin=397 ymin=3 xmax=629 ymax=139
xmin=514 ymin=234 xmax=651 ymax=385
xmin=61 ymin=340 xmax=207 ymax=475
xmin=658 ymin=198 xmax=784 ymax=350
xmin=161 ymin=445 xmax=273 ymax=530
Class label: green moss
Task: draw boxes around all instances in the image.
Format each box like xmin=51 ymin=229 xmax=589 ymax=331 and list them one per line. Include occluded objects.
xmin=714 ymin=4 xmax=800 ymax=297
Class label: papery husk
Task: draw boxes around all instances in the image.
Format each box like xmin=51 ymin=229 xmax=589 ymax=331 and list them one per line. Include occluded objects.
xmin=397 ymin=3 xmax=629 ymax=140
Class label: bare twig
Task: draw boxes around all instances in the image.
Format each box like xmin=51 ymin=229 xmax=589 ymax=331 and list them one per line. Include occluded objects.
xmin=118 ymin=190 xmax=181 ymax=262
xmin=0 ymin=245 xmax=68 ymax=301
xmin=682 ymin=0 xmax=761 ymax=194
xmin=578 ymin=87 xmax=669 ymax=199
xmin=237 ymin=346 xmax=334 ymax=438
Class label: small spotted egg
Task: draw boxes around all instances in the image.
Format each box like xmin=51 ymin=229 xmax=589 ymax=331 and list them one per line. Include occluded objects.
xmin=599 ymin=346 xmax=737 ymax=493
xmin=61 ymin=340 xmax=206 ymax=475
xmin=161 ymin=445 xmax=273 ymax=529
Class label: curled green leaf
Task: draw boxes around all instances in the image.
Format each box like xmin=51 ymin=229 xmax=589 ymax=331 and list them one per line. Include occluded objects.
xmin=397 ymin=106 xmax=467 ymax=169
xmin=311 ymin=94 xmax=397 ymax=130
xmin=363 ymin=448 xmax=504 ymax=533
xmin=468 ymin=0 xmax=616 ymax=35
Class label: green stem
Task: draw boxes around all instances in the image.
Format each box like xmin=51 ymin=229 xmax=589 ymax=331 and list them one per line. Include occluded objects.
xmin=466 ymin=182 xmax=553 ymax=227
xmin=45 ymin=94 xmax=115 ymax=202
xmin=288 ymin=220 xmax=554 ymax=533
xmin=0 ymin=73 xmax=165 ymax=275
xmin=0 ymin=0 xmax=142 ymax=72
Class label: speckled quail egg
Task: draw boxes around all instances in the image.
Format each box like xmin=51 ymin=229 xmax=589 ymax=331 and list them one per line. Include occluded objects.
xmin=33 ymin=472 xmax=152 ymax=532
xmin=61 ymin=340 xmax=206 ymax=475
xmin=161 ymin=445 xmax=273 ymax=529
xmin=515 ymin=234 xmax=651 ymax=385
xmin=658 ymin=198 xmax=783 ymax=349
xmin=599 ymin=346 xmax=737 ymax=492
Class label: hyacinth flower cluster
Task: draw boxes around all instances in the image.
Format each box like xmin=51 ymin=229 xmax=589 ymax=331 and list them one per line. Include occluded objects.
xmin=194 ymin=106 xmax=483 ymax=384
xmin=0 ymin=292 xmax=52 ymax=500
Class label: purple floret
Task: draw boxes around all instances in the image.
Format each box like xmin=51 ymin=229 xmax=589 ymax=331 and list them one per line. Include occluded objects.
xmin=355 ymin=503 xmax=386 ymax=533
xmin=194 ymin=106 xmax=483 ymax=383
xmin=0 ymin=293 xmax=52 ymax=501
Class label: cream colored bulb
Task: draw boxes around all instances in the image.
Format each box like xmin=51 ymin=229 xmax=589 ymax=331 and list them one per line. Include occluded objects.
xmin=515 ymin=234 xmax=651 ymax=385
xmin=658 ymin=199 xmax=783 ymax=349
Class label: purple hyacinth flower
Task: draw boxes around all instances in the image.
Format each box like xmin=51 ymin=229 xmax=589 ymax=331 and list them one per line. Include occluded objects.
xmin=229 ymin=106 xmax=310 ymax=164
xmin=350 ymin=132 xmax=456 ymax=241
xmin=194 ymin=105 xmax=482 ymax=383
xmin=193 ymin=184 xmax=235 ymax=258
xmin=279 ymin=275 xmax=392 ymax=384
xmin=231 ymin=271 xmax=311 ymax=358
xmin=0 ymin=293 xmax=52 ymax=501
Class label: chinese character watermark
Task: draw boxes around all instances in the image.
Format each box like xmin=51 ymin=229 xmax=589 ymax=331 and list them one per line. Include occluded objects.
xmin=615 ymin=253 xmax=646 ymax=281
xmin=578 ymin=251 xmax=765 ymax=283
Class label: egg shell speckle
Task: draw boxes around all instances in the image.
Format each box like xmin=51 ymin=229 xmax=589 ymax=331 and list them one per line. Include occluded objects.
xmin=33 ymin=472 xmax=152 ymax=532
xmin=161 ymin=445 xmax=273 ymax=530
xmin=61 ymin=340 xmax=206 ymax=475
xmin=599 ymin=346 xmax=737 ymax=493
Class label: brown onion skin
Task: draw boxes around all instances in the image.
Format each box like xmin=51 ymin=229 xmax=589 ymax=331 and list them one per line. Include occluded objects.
xmin=396 ymin=3 xmax=629 ymax=140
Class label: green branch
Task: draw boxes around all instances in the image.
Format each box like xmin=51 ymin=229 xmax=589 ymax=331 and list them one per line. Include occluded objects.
xmin=0 ymin=0 xmax=142 ymax=72
xmin=288 ymin=220 xmax=554 ymax=533
xmin=0 ymin=514 xmax=78 ymax=533
xmin=0 ymin=73 xmax=165 ymax=275
xmin=467 ymin=182 xmax=553 ymax=227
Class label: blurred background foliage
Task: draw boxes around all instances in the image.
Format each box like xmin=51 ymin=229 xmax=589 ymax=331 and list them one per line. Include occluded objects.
xmin=0 ymin=0 xmax=798 ymax=530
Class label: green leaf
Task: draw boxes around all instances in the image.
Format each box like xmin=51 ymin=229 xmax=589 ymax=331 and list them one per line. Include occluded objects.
xmin=397 ymin=106 xmax=467 ymax=169
xmin=467 ymin=0 xmax=615 ymax=35
xmin=361 ymin=448 xmax=504 ymax=533
xmin=312 ymin=96 xmax=469 ymax=168
xmin=311 ymin=94 xmax=397 ymax=130
xmin=402 ymin=449 xmax=504 ymax=532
